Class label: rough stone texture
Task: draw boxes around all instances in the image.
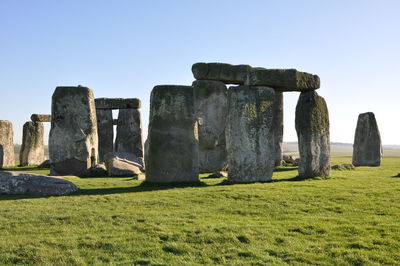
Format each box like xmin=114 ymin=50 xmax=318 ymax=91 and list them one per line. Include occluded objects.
xmin=245 ymin=69 xmax=320 ymax=91
xmin=83 ymin=163 xmax=108 ymax=177
xmin=295 ymin=91 xmax=330 ymax=178
xmin=38 ymin=159 xmax=50 ymax=168
xmin=96 ymin=109 xmax=114 ymax=162
xmin=104 ymin=152 xmax=144 ymax=177
xmin=192 ymin=62 xmax=253 ymax=85
xmin=31 ymin=114 xmax=51 ymax=123
xmin=332 ymin=164 xmax=355 ymax=170
xmin=0 ymin=171 xmax=78 ymax=196
xmin=226 ymin=85 xmax=276 ymax=183
xmin=95 ymin=98 xmax=141 ymax=109
xmin=49 ymin=86 xmax=99 ymax=176
xmin=115 ymin=109 xmax=144 ymax=159
xmin=19 ymin=122 xmax=44 ymax=166
xmin=352 ymin=112 xmax=382 ymax=166
xmin=145 ymin=85 xmax=199 ymax=183
xmin=273 ymin=92 xmax=284 ymax=166
xmin=193 ymin=80 xmax=228 ymax=173
xmin=0 ymin=120 xmax=15 ymax=168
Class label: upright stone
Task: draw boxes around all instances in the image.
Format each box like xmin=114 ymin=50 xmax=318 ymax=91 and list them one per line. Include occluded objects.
xmin=273 ymin=92 xmax=284 ymax=166
xmin=0 ymin=120 xmax=14 ymax=168
xmin=226 ymin=86 xmax=276 ymax=183
xmin=193 ymin=80 xmax=228 ymax=173
xmin=145 ymin=85 xmax=199 ymax=183
xmin=19 ymin=121 xmax=44 ymax=166
xmin=96 ymin=109 xmax=114 ymax=162
xmin=352 ymin=112 xmax=382 ymax=166
xmin=115 ymin=109 xmax=144 ymax=160
xmin=295 ymin=91 xmax=330 ymax=178
xmin=49 ymin=86 xmax=99 ymax=176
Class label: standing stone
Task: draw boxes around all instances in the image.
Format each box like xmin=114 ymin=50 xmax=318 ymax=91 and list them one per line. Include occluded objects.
xmin=49 ymin=86 xmax=99 ymax=176
xmin=115 ymin=109 xmax=144 ymax=160
xmin=226 ymin=86 xmax=276 ymax=183
xmin=295 ymin=91 xmax=330 ymax=178
xmin=352 ymin=112 xmax=382 ymax=166
xmin=273 ymin=92 xmax=284 ymax=166
xmin=193 ymin=80 xmax=228 ymax=173
xmin=0 ymin=120 xmax=14 ymax=168
xmin=96 ymin=109 xmax=114 ymax=162
xmin=19 ymin=121 xmax=44 ymax=166
xmin=145 ymin=85 xmax=199 ymax=183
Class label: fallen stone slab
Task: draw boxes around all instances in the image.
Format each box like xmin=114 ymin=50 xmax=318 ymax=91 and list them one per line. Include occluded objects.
xmin=83 ymin=163 xmax=108 ymax=177
xmin=245 ymin=69 xmax=320 ymax=91
xmin=192 ymin=62 xmax=255 ymax=85
xmin=38 ymin=159 xmax=50 ymax=168
xmin=104 ymin=152 xmax=144 ymax=177
xmin=31 ymin=114 xmax=51 ymax=123
xmin=95 ymin=98 xmax=141 ymax=110
xmin=331 ymin=164 xmax=355 ymax=170
xmin=0 ymin=171 xmax=78 ymax=196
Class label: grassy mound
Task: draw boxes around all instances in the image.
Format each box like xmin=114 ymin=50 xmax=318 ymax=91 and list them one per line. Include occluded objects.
xmin=0 ymin=157 xmax=399 ymax=264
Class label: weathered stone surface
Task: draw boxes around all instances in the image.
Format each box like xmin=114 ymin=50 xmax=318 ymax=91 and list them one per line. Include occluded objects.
xmin=83 ymin=163 xmax=108 ymax=177
xmin=192 ymin=62 xmax=253 ymax=85
xmin=104 ymin=152 xmax=143 ymax=177
xmin=226 ymin=85 xmax=276 ymax=183
xmin=19 ymin=122 xmax=44 ymax=166
xmin=245 ymin=69 xmax=320 ymax=91
xmin=49 ymin=86 xmax=99 ymax=176
xmin=273 ymin=92 xmax=284 ymax=166
xmin=145 ymin=85 xmax=199 ymax=183
xmin=115 ymin=109 xmax=144 ymax=159
xmin=0 ymin=171 xmax=78 ymax=196
xmin=295 ymin=91 xmax=330 ymax=178
xmin=95 ymin=98 xmax=141 ymax=109
xmin=352 ymin=112 xmax=382 ymax=166
xmin=0 ymin=120 xmax=15 ymax=168
xmin=332 ymin=164 xmax=355 ymax=170
xmin=38 ymin=159 xmax=50 ymax=168
xmin=96 ymin=109 xmax=114 ymax=162
xmin=31 ymin=114 xmax=51 ymax=123
xmin=193 ymin=80 xmax=228 ymax=173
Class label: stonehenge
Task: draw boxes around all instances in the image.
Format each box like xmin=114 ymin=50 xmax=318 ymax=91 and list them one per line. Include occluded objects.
xmin=273 ymin=92 xmax=284 ymax=166
xmin=145 ymin=85 xmax=199 ymax=183
xmin=96 ymin=109 xmax=114 ymax=161
xmin=49 ymin=86 xmax=99 ymax=176
xmin=19 ymin=121 xmax=44 ymax=166
xmin=31 ymin=114 xmax=51 ymax=123
xmin=352 ymin=112 xmax=382 ymax=166
xmin=0 ymin=120 xmax=15 ymax=168
xmin=115 ymin=109 xmax=143 ymax=159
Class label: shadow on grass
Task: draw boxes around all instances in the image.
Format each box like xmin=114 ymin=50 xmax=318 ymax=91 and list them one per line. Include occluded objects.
xmin=1 ymin=166 xmax=45 ymax=172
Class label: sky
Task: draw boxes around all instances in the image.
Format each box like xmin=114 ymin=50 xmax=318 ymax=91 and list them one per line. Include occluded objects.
xmin=0 ymin=0 xmax=399 ymax=145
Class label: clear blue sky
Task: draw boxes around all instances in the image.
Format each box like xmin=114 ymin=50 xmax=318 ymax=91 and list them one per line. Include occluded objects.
xmin=1 ymin=0 xmax=399 ymax=144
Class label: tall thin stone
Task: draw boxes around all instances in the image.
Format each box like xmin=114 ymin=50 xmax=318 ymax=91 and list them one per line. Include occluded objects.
xmin=226 ymin=85 xmax=276 ymax=183
xmin=295 ymin=91 xmax=330 ymax=178
xmin=352 ymin=112 xmax=382 ymax=166
xmin=115 ymin=109 xmax=143 ymax=160
xmin=145 ymin=85 xmax=199 ymax=183
xmin=193 ymin=80 xmax=228 ymax=173
xmin=49 ymin=86 xmax=99 ymax=176
xmin=273 ymin=92 xmax=284 ymax=166
xmin=0 ymin=120 xmax=15 ymax=168
xmin=20 ymin=121 xmax=44 ymax=166
xmin=96 ymin=109 xmax=114 ymax=162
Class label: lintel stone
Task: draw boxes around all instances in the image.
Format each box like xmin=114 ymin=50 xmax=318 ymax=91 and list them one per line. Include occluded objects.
xmin=95 ymin=98 xmax=141 ymax=110
xmin=31 ymin=114 xmax=51 ymax=123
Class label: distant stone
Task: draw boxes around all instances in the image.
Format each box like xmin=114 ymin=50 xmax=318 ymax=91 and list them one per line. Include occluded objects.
xmin=19 ymin=122 xmax=44 ymax=166
xmin=104 ymin=152 xmax=144 ymax=177
xmin=332 ymin=164 xmax=355 ymax=170
xmin=0 ymin=171 xmax=78 ymax=196
xmin=245 ymin=69 xmax=320 ymax=91
xmin=96 ymin=109 xmax=114 ymax=162
xmin=83 ymin=163 xmax=108 ymax=177
xmin=282 ymin=155 xmax=298 ymax=164
xmin=145 ymin=85 xmax=199 ymax=183
xmin=95 ymin=98 xmax=141 ymax=109
xmin=30 ymin=114 xmax=51 ymax=123
xmin=192 ymin=62 xmax=254 ymax=85
xmin=193 ymin=80 xmax=228 ymax=173
xmin=38 ymin=159 xmax=50 ymax=168
xmin=0 ymin=120 xmax=15 ymax=168
xmin=226 ymin=85 xmax=276 ymax=183
xmin=115 ymin=109 xmax=144 ymax=159
xmin=352 ymin=112 xmax=382 ymax=166
xmin=206 ymin=171 xmax=228 ymax=178
xmin=295 ymin=91 xmax=330 ymax=178
xmin=273 ymin=92 xmax=284 ymax=166
xmin=49 ymin=86 xmax=99 ymax=176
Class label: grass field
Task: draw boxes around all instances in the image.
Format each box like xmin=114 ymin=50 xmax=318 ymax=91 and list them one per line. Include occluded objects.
xmin=1 ymin=157 xmax=400 ymax=265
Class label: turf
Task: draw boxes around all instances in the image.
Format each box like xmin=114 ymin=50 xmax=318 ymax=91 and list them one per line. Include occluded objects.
xmin=0 ymin=157 xmax=399 ymax=265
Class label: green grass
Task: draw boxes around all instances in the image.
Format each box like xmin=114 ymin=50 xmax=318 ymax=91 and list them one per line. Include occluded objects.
xmin=1 ymin=157 xmax=400 ymax=265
